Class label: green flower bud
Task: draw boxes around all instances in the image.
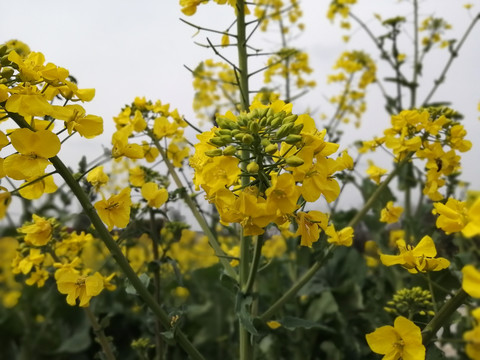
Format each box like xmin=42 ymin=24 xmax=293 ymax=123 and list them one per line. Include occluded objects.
xmin=259 ymin=107 xmax=269 ymax=118
xmin=261 ymin=138 xmax=271 ymax=147
xmin=216 ymin=116 xmax=238 ymax=130
xmin=223 ymin=145 xmax=237 ymax=156
xmin=231 ymin=129 xmax=240 ymax=136
xmin=265 ymin=144 xmax=278 ymax=154
xmin=258 ymin=116 xmax=268 ymax=127
xmin=209 ymin=137 xmax=225 ymax=147
xmin=234 ymin=132 xmax=247 ymax=141
xmin=270 ymin=117 xmax=283 ymax=129
xmin=291 ymin=123 xmax=304 ymax=135
xmin=266 ymin=107 xmax=274 ymax=117
xmin=249 ymin=121 xmax=260 ymax=133
xmin=285 ymin=155 xmax=304 ymax=167
xmin=205 ymin=149 xmax=223 ymax=157
xmin=218 ymin=129 xmax=232 ymax=136
xmin=0 ymin=45 xmax=7 ymax=57
xmin=246 ymin=162 xmax=259 ymax=173
xmin=220 ymin=135 xmax=233 ymax=144
xmin=1 ymin=55 xmax=11 ymax=67
xmin=242 ymin=134 xmax=254 ymax=144
xmin=1 ymin=67 xmax=14 ymax=79
xmin=284 ymin=134 xmax=302 ymax=144
xmin=282 ymin=114 xmax=298 ymax=124
xmin=276 ymin=123 xmax=294 ymax=139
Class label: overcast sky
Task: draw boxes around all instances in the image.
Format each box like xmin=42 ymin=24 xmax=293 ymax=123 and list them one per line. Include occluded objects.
xmin=2 ymin=0 xmax=479 ymax=192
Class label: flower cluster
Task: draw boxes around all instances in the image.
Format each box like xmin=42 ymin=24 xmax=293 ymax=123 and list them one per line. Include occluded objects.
xmin=362 ymin=108 xmax=471 ymax=201
xmin=326 ymin=51 xmax=376 ymax=128
xmin=11 ymin=215 xmax=115 ymax=307
xmin=0 ymin=40 xmax=102 ymax=214
xmin=191 ymin=99 xmax=354 ymax=247
xmin=384 ymin=287 xmax=435 ymax=318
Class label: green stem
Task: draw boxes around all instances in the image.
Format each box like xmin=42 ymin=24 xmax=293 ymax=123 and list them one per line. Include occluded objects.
xmin=84 ymin=307 xmax=116 ymax=360
xmin=149 ymin=131 xmax=238 ymax=281
xmin=242 ymin=234 xmax=262 ymax=295
xmin=236 ymin=0 xmax=250 ymax=110
xmin=422 ymin=13 xmax=480 ymax=106
xmin=10 ymin=114 xmax=205 ymax=360
xmin=260 ymin=155 xmax=412 ymax=321
xmin=410 ymin=0 xmax=419 ymax=108
xmin=422 ymin=289 xmax=469 ymax=344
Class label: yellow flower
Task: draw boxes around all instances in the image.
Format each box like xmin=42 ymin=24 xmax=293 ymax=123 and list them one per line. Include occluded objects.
xmin=294 ymin=211 xmax=329 ymax=247
xmin=0 ymin=187 xmax=12 ymax=219
xmin=4 ymin=128 xmax=60 ymax=180
xmin=462 ymin=265 xmax=480 ymax=298
xmin=261 ymin=235 xmax=287 ymax=259
xmin=464 ymin=308 xmax=480 ymax=360
xmin=365 ymin=316 xmax=425 ymax=360
xmin=463 ymin=197 xmax=480 ymax=238
xmin=86 ymin=166 xmax=109 ymax=190
xmin=55 ymin=269 xmax=104 ymax=307
xmin=12 ymin=248 xmax=45 ymax=275
xmin=380 ymin=235 xmax=450 ymax=273
xmin=267 ymin=321 xmax=282 ymax=330
xmin=380 ymin=201 xmax=404 ymax=224
xmin=433 ymin=197 xmax=468 ymax=234
xmin=94 ymin=188 xmax=132 ymax=231
xmin=129 ymin=166 xmax=146 ymax=187
xmin=326 ymin=224 xmax=354 ymax=247
xmin=265 ymin=173 xmax=301 ymax=215
xmin=141 ymin=182 xmax=168 ymax=208
xmin=18 ymin=214 xmax=53 ymax=246
xmin=18 ymin=175 xmax=57 ymax=200
xmin=366 ymin=160 xmax=387 ymax=185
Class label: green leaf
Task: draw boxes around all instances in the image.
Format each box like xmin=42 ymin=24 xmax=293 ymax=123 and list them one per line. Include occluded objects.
xmin=236 ymin=294 xmax=259 ymax=336
xmin=125 ymin=273 xmax=150 ymax=295
xmin=280 ymin=316 xmax=335 ymax=334
xmin=54 ymin=316 xmax=91 ymax=353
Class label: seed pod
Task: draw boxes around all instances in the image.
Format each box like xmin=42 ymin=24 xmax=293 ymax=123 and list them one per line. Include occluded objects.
xmin=223 ymin=145 xmax=237 ymax=156
xmin=285 ymin=156 xmax=304 ymax=167
xmin=205 ymin=149 xmax=223 ymax=157
xmin=242 ymin=134 xmax=254 ymax=144
xmin=284 ymin=134 xmax=302 ymax=144
xmin=246 ymin=162 xmax=260 ymax=173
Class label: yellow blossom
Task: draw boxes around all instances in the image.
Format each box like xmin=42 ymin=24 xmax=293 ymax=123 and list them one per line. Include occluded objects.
xmin=18 ymin=214 xmax=53 ymax=246
xmin=94 ymin=188 xmax=132 ymax=231
xmin=55 ymin=268 xmax=104 ymax=307
xmin=18 ymin=175 xmax=57 ymax=200
xmin=433 ymin=197 xmax=468 ymax=234
xmin=380 ymin=235 xmax=450 ymax=273
xmin=366 ymin=160 xmax=387 ymax=185
xmin=141 ymin=182 xmax=168 ymax=208
xmin=4 ymin=128 xmax=60 ymax=180
xmin=365 ymin=316 xmax=425 ymax=360
xmin=326 ymin=224 xmax=354 ymax=247
xmin=86 ymin=166 xmax=109 ymax=190
xmin=464 ymin=308 xmax=480 ymax=360
xmin=462 ymin=265 xmax=480 ymax=298
xmin=294 ymin=211 xmax=329 ymax=247
xmin=261 ymin=235 xmax=287 ymax=259
xmin=380 ymin=201 xmax=404 ymax=224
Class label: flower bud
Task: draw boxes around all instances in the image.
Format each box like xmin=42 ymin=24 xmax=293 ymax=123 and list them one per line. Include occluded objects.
xmin=246 ymin=162 xmax=260 ymax=173
xmin=249 ymin=121 xmax=260 ymax=133
xmin=282 ymin=114 xmax=298 ymax=124
xmin=291 ymin=123 xmax=304 ymax=135
xmin=242 ymin=134 xmax=254 ymax=144
xmin=218 ymin=129 xmax=232 ymax=136
xmin=209 ymin=137 xmax=225 ymax=147
xmin=284 ymin=134 xmax=302 ymax=144
xmin=220 ymin=135 xmax=233 ymax=144
xmin=261 ymin=138 xmax=271 ymax=147
xmin=223 ymin=145 xmax=237 ymax=156
xmin=276 ymin=123 xmax=294 ymax=139
xmin=0 ymin=67 xmax=14 ymax=79
xmin=285 ymin=156 xmax=304 ymax=167
xmin=265 ymin=144 xmax=278 ymax=154
xmin=205 ymin=149 xmax=223 ymax=157
xmin=234 ymin=132 xmax=247 ymax=141
xmin=0 ymin=45 xmax=7 ymax=57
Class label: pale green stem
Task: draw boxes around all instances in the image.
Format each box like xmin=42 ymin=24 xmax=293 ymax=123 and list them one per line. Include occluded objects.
xmin=260 ymin=155 xmax=412 ymax=321
xmin=148 ymin=131 xmax=238 ymax=281
xmin=10 ymin=114 xmax=205 ymax=360
xmin=410 ymin=0 xmax=419 ymax=108
xmin=84 ymin=307 xmax=117 ymax=360
xmin=236 ymin=0 xmax=253 ymax=358
xmin=422 ymin=289 xmax=468 ymax=344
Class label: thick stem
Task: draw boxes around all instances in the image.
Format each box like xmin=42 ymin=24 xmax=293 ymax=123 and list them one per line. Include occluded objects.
xmin=422 ymin=289 xmax=469 ymax=343
xmin=85 ymin=307 xmax=116 ymax=360
xmin=410 ymin=0 xmax=419 ymax=108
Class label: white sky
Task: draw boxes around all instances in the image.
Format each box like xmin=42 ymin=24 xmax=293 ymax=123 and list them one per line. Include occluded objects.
xmin=2 ymin=0 xmax=480 ymax=193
